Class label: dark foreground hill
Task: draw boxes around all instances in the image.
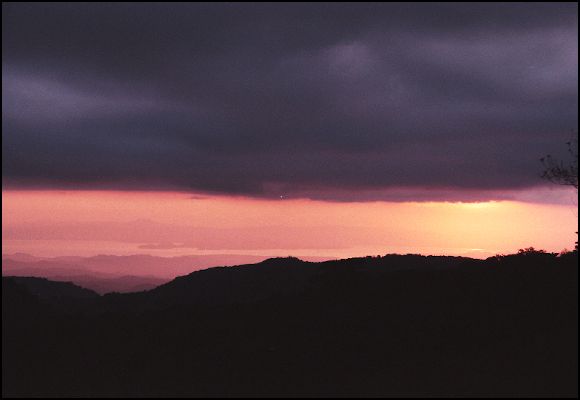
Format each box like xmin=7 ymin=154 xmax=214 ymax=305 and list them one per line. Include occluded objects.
xmin=2 ymin=252 xmax=578 ymax=397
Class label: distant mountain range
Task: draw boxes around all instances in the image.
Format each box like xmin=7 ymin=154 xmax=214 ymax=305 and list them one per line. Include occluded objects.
xmin=3 ymin=251 xmax=577 ymax=397
xmin=1 ymin=253 xmax=331 ymax=294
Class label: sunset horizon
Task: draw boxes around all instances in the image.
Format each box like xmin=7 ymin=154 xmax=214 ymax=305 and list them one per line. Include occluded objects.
xmin=3 ymin=187 xmax=578 ymax=262
xmin=2 ymin=2 xmax=578 ymax=397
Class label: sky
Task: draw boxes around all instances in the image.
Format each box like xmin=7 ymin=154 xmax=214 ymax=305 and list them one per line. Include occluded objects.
xmin=2 ymin=3 xmax=578 ymax=260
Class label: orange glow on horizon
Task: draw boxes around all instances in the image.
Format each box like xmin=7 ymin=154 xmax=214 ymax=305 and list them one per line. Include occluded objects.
xmin=2 ymin=190 xmax=578 ymax=259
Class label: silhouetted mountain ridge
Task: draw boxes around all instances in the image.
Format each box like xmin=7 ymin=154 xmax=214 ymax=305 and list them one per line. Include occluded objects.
xmin=2 ymin=253 xmax=331 ymax=294
xmin=6 ymin=276 xmax=99 ymax=300
xmin=3 ymin=251 xmax=578 ymax=397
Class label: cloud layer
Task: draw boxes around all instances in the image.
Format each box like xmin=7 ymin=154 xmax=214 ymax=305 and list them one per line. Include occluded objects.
xmin=2 ymin=3 xmax=578 ymax=201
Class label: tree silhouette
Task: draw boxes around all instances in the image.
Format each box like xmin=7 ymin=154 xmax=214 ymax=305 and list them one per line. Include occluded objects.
xmin=541 ymin=136 xmax=578 ymax=189
xmin=540 ymin=135 xmax=578 ymax=250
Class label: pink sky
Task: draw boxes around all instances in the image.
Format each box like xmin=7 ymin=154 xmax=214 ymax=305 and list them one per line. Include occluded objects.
xmin=2 ymin=188 xmax=578 ymax=261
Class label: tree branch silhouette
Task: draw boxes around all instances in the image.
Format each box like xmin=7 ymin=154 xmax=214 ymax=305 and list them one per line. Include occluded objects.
xmin=540 ymin=135 xmax=578 ymax=250
xmin=540 ymin=136 xmax=578 ymax=189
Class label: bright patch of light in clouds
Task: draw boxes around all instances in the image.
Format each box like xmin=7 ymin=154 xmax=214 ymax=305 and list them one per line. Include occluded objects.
xmin=3 ymin=190 xmax=577 ymax=260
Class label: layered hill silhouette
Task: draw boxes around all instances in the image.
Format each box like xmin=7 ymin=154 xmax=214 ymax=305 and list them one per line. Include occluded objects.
xmin=2 ymin=253 xmax=330 ymax=294
xmin=3 ymin=251 xmax=578 ymax=397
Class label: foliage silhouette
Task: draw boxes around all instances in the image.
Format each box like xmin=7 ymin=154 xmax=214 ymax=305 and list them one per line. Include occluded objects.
xmin=541 ymin=136 xmax=578 ymax=189
xmin=540 ymin=135 xmax=579 ymax=250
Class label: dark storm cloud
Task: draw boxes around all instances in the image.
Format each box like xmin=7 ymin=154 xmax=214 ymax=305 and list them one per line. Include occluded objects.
xmin=2 ymin=3 xmax=578 ymax=201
